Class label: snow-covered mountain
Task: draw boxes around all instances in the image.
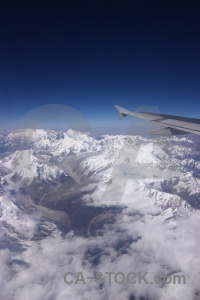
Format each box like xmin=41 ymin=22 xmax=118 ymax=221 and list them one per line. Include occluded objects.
xmin=2 ymin=149 xmax=68 ymax=184
xmin=0 ymin=129 xmax=200 ymax=300
xmin=0 ymin=129 xmax=199 ymax=208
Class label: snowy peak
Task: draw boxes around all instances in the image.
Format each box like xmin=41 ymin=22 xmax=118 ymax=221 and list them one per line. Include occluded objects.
xmin=5 ymin=129 xmax=96 ymax=155
xmin=2 ymin=149 xmax=67 ymax=184
xmin=135 ymin=142 xmax=169 ymax=164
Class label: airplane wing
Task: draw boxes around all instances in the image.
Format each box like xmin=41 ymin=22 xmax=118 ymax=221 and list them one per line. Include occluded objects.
xmin=114 ymin=105 xmax=200 ymax=136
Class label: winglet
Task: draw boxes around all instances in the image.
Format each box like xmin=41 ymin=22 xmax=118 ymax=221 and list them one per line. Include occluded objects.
xmin=114 ymin=105 xmax=129 ymax=120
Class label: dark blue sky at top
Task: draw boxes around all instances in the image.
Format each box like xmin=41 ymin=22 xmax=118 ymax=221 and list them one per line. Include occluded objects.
xmin=0 ymin=2 xmax=200 ymax=131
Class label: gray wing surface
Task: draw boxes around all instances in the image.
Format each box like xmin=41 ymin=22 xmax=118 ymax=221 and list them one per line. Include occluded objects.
xmin=114 ymin=105 xmax=200 ymax=136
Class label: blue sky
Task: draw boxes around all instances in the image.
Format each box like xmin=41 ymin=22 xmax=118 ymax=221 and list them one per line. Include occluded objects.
xmin=0 ymin=2 xmax=200 ymax=131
